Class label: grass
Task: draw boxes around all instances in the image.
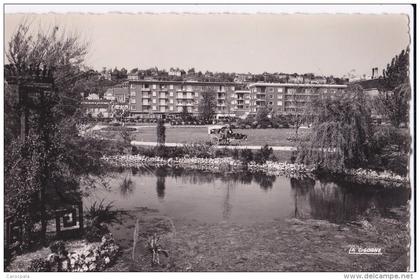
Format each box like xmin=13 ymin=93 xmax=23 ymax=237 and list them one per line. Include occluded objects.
xmin=97 ymin=126 xmax=297 ymax=147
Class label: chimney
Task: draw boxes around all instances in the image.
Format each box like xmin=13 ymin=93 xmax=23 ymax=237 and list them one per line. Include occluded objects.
xmin=371 ymin=67 xmax=378 ymax=79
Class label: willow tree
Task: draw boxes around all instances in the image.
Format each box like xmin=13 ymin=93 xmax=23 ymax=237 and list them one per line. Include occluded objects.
xmin=296 ymin=84 xmax=373 ymax=172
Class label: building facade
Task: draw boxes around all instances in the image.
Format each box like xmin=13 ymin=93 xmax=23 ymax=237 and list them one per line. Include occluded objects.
xmin=100 ymin=80 xmax=348 ymax=119
xmin=81 ymin=99 xmax=112 ymax=118
xmin=127 ymin=80 xmax=241 ymax=118
xmin=247 ymin=83 xmax=347 ymax=115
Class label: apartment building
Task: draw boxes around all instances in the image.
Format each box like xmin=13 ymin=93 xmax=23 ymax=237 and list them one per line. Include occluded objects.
xmin=247 ymin=83 xmax=347 ymax=115
xmin=127 ymin=80 xmax=240 ymax=118
xmin=102 ymin=80 xmax=348 ymax=119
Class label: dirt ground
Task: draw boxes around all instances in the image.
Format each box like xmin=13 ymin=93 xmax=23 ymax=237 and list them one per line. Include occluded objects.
xmin=106 ymin=206 xmax=410 ymax=272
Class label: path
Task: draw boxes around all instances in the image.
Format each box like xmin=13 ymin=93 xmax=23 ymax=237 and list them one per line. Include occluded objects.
xmin=130 ymin=140 xmax=297 ymax=151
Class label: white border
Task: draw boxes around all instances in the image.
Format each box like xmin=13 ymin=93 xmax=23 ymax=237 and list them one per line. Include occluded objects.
xmin=1 ymin=2 xmax=416 ymax=280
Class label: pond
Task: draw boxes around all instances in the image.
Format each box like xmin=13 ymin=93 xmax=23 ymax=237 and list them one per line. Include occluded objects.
xmin=84 ymin=167 xmax=411 ymax=225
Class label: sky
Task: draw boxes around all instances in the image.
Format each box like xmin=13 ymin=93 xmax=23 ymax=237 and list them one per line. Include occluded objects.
xmin=4 ymin=12 xmax=410 ymax=78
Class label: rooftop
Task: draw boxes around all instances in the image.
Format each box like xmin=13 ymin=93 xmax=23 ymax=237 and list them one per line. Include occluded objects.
xmin=248 ymin=82 xmax=348 ymax=88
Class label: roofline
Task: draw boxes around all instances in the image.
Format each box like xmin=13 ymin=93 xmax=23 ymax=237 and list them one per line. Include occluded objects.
xmin=248 ymin=82 xmax=347 ymax=88
xmin=128 ymin=80 xmax=239 ymax=86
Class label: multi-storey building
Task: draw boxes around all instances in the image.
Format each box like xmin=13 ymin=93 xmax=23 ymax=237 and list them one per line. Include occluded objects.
xmin=127 ymin=80 xmax=240 ymax=118
xmin=247 ymin=83 xmax=347 ymax=115
xmin=101 ymin=80 xmax=348 ymax=119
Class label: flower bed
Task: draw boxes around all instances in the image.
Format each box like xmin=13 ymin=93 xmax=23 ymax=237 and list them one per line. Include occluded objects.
xmin=10 ymin=234 xmax=120 ymax=272
xmin=101 ymin=154 xmax=409 ymax=186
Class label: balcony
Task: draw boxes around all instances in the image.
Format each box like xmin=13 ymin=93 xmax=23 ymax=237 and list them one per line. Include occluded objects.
xmin=141 ymin=88 xmax=151 ymax=91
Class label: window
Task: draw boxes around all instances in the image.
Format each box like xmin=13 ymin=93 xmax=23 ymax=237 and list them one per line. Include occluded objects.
xmin=231 ymin=86 xmax=235 ymax=91
xmin=152 ymin=106 xmax=157 ymax=110
xmin=130 ymin=91 xmax=136 ymax=97
xmin=269 ymin=101 xmax=273 ymax=105
xmin=152 ymin=91 xmax=157 ymax=97
xmin=131 ymin=105 xmax=136 ymax=110
xmin=169 ymin=106 xmax=174 ymax=111
xmin=178 ymin=92 xmax=183 ymax=98
xmin=269 ymin=94 xmax=274 ymax=99
xmin=277 ymin=101 xmax=283 ymax=106
xmin=278 ymin=95 xmax=283 ymax=99
xmin=245 ymin=100 xmax=250 ymax=104
xmin=160 ymin=107 xmax=166 ymax=112
xmin=178 ymin=107 xmax=182 ymax=112
xmin=152 ymin=84 xmax=157 ymax=89
xmin=170 ymin=99 xmax=174 ymax=104
xmin=169 ymin=91 xmax=174 ymax=97
xmin=278 ymin=88 xmax=283 ymax=93
xmin=152 ymin=99 xmax=156 ymax=104
xmin=269 ymin=88 xmax=274 ymax=92
xmin=170 ymin=84 xmax=174 ymax=89
xmin=130 ymin=98 xmax=136 ymax=104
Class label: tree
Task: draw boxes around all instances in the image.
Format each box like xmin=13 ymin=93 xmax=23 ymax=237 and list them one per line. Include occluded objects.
xmin=180 ymin=106 xmax=191 ymax=123
xmin=377 ymin=48 xmax=410 ymax=127
xmin=296 ymin=84 xmax=373 ymax=172
xmin=255 ymin=105 xmax=271 ymax=128
xmin=156 ymin=118 xmax=166 ymax=145
xmin=5 ymin=22 xmax=105 ymax=244
xmin=198 ymin=91 xmax=216 ymax=123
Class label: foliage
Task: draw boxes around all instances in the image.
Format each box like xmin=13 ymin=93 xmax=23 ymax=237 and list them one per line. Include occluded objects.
xmin=101 ymin=126 xmax=136 ymax=132
xmin=146 ymin=234 xmax=169 ymax=266
xmin=296 ymin=85 xmax=373 ymax=172
xmin=4 ymin=22 xmax=111 ymax=244
xmin=380 ymin=48 xmax=410 ymax=91
xmin=180 ymin=106 xmax=191 ymax=122
xmin=377 ymin=48 xmax=410 ymax=127
xmin=239 ymin=149 xmax=254 ymax=164
xmin=377 ymin=82 xmax=410 ymax=128
xmin=120 ymin=126 xmax=133 ymax=145
xmin=255 ymin=105 xmax=271 ymax=128
xmin=254 ymin=145 xmax=274 ymax=164
xmin=156 ymin=119 xmax=166 ymax=145
xmin=182 ymin=142 xmax=217 ymax=158
xmin=198 ymin=91 xmax=217 ymax=123
xmin=85 ymin=224 xmax=109 ymax=243
xmin=86 ymin=200 xmax=119 ymax=227
xmin=368 ymin=126 xmax=410 ymax=175
xmin=49 ymin=240 xmax=67 ymax=256
xmin=28 ymin=258 xmax=51 ymax=272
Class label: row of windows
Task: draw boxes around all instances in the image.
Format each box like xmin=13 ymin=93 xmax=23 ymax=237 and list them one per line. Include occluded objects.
xmin=131 ymin=84 xmax=236 ymax=91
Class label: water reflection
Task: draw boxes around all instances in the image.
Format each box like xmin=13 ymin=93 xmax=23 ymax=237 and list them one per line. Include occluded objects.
xmin=90 ymin=167 xmax=410 ymax=224
xmin=155 ymin=168 xmax=166 ymax=200
xmin=119 ymin=176 xmax=135 ymax=197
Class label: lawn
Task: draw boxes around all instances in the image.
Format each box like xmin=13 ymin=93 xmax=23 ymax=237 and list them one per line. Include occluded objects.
xmin=128 ymin=127 xmax=297 ymax=147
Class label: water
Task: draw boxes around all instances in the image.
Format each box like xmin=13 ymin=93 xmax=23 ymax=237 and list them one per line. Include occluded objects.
xmin=84 ymin=167 xmax=410 ymax=225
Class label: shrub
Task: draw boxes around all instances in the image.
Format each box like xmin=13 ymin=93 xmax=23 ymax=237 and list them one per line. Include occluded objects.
xmin=254 ymin=145 xmax=273 ymax=164
xmin=183 ymin=142 xmax=217 ymax=158
xmin=85 ymin=224 xmax=109 ymax=242
xmin=86 ymin=200 xmax=119 ymax=227
xmin=49 ymin=240 xmax=67 ymax=255
xmin=28 ymin=258 xmax=51 ymax=272
xmin=156 ymin=119 xmax=166 ymax=145
xmin=239 ymin=149 xmax=254 ymax=164
xmin=368 ymin=126 xmax=410 ymax=175
xmin=101 ymin=126 xmax=136 ymax=132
